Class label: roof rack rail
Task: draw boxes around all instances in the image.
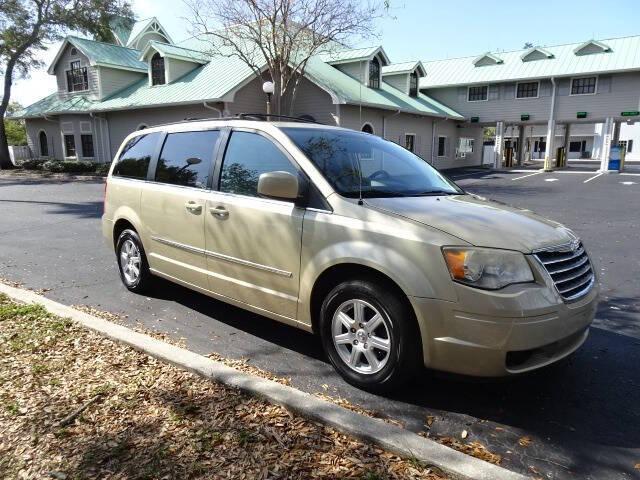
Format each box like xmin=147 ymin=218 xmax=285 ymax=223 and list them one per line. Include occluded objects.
xmin=154 ymin=113 xmax=323 ymax=129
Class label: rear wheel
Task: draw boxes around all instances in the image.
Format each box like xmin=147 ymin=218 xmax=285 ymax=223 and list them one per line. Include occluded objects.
xmin=116 ymin=229 xmax=152 ymax=293
xmin=319 ymin=279 xmax=420 ymax=392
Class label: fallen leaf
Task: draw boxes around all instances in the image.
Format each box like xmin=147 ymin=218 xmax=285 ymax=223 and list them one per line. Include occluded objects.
xmin=518 ymin=436 xmax=532 ymax=447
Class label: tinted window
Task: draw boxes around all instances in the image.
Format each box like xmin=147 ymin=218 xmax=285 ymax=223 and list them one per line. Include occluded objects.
xmin=155 ymin=130 xmax=219 ymax=188
xmin=220 ymin=131 xmax=298 ymax=197
xmin=113 ymin=133 xmax=160 ymax=179
xmin=282 ymin=127 xmax=462 ymax=198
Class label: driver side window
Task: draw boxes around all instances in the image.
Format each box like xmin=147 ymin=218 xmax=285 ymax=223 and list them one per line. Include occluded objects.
xmin=219 ymin=131 xmax=299 ymax=198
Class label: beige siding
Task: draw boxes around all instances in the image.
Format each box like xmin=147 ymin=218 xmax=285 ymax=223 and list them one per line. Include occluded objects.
xmin=166 ymin=58 xmax=200 ymax=83
xmin=286 ymin=77 xmax=338 ymax=125
xmin=336 ymin=62 xmax=366 ymax=82
xmin=25 ymin=119 xmax=63 ymax=160
xmin=54 ymin=44 xmax=99 ymax=100
xmin=383 ymin=74 xmax=409 ymax=94
xmin=105 ymin=103 xmax=224 ymax=157
xmin=425 ymin=71 xmax=640 ymax=124
xmin=98 ymin=67 xmax=145 ymax=99
xmin=132 ymin=32 xmax=168 ymax=50
xmin=227 ymin=77 xmax=268 ymax=115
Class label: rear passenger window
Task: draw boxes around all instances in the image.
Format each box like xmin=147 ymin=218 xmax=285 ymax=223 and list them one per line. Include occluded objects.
xmin=155 ymin=130 xmax=219 ymax=188
xmin=113 ymin=133 xmax=160 ymax=179
xmin=220 ymin=131 xmax=298 ymax=197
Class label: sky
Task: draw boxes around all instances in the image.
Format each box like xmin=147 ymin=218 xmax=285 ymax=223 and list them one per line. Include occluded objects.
xmin=7 ymin=0 xmax=640 ymax=106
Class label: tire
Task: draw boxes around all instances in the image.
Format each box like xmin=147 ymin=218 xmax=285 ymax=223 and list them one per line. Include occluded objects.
xmin=115 ymin=229 xmax=152 ymax=293
xmin=319 ymin=279 xmax=420 ymax=392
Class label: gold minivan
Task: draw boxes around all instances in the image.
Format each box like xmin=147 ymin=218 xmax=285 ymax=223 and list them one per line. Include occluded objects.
xmin=103 ymin=117 xmax=599 ymax=391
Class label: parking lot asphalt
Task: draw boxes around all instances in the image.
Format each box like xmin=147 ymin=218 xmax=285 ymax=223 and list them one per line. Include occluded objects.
xmin=0 ymin=170 xmax=638 ymax=480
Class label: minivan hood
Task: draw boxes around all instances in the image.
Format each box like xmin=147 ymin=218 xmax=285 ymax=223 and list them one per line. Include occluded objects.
xmin=365 ymin=194 xmax=573 ymax=253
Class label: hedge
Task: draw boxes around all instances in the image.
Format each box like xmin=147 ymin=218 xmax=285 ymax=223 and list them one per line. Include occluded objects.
xmin=19 ymin=159 xmax=111 ymax=176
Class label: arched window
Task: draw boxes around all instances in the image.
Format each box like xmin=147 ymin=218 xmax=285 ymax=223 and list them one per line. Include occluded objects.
xmin=361 ymin=123 xmax=374 ymax=134
xmin=151 ymin=53 xmax=165 ymax=86
xmin=409 ymin=71 xmax=418 ymax=97
xmin=368 ymin=57 xmax=380 ymax=89
xmin=39 ymin=131 xmax=49 ymax=157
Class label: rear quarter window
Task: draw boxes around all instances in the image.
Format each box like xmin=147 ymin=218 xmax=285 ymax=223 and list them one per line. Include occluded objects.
xmin=112 ymin=132 xmax=161 ymax=179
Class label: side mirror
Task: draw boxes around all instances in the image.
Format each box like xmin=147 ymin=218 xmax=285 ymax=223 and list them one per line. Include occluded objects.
xmin=258 ymin=171 xmax=299 ymax=200
xmin=185 ymin=157 xmax=202 ymax=166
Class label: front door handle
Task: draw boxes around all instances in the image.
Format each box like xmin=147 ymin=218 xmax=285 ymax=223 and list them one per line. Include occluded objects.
xmin=185 ymin=201 xmax=203 ymax=214
xmin=209 ymin=206 xmax=229 ymax=219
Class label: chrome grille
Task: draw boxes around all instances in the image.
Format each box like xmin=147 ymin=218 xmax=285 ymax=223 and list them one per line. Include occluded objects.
xmin=534 ymin=242 xmax=595 ymax=301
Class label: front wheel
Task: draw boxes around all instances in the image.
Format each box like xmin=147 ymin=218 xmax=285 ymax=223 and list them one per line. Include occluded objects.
xmin=319 ymin=279 xmax=420 ymax=392
xmin=116 ymin=229 xmax=152 ymax=293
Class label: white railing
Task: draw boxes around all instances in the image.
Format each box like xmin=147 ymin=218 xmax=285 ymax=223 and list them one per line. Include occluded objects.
xmin=8 ymin=146 xmax=32 ymax=166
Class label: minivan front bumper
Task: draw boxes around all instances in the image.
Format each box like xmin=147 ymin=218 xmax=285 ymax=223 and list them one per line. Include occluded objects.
xmin=410 ymin=280 xmax=599 ymax=377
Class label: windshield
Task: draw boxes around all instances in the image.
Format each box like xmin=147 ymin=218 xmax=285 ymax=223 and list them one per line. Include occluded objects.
xmin=281 ymin=127 xmax=463 ymax=198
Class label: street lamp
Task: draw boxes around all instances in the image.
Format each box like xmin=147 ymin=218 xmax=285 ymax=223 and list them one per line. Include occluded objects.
xmin=262 ymin=81 xmax=274 ymax=118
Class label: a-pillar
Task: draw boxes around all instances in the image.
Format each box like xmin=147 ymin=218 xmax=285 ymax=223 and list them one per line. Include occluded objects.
xmin=599 ymin=117 xmax=615 ymax=171
xmin=494 ymin=121 xmax=504 ymax=169
xmin=543 ymin=119 xmax=556 ymax=171
xmin=517 ymin=126 xmax=525 ymax=165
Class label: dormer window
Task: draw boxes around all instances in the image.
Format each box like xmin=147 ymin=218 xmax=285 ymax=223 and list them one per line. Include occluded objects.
xmin=66 ymin=60 xmax=88 ymax=92
xmin=409 ymin=71 xmax=418 ymax=97
xmin=151 ymin=53 xmax=165 ymax=86
xmin=369 ymin=57 xmax=380 ymax=89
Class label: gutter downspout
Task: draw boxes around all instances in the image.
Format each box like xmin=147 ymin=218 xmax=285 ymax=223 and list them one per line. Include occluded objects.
xmin=382 ymin=109 xmax=401 ymax=140
xmin=203 ymin=102 xmax=222 ymax=117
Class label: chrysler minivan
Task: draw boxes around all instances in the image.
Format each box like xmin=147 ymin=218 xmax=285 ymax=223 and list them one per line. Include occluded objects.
xmin=103 ymin=117 xmax=599 ymax=391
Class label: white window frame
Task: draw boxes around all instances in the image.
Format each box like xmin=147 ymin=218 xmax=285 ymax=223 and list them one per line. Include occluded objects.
xmin=467 ymin=85 xmax=489 ymax=102
xmin=404 ymin=133 xmax=416 ymax=152
xmin=66 ymin=59 xmax=89 ymax=93
xmin=456 ymin=137 xmax=475 ymax=158
xmin=79 ymin=121 xmax=92 ymax=134
xmin=569 ymin=76 xmax=598 ymax=96
xmin=515 ymin=80 xmax=540 ymax=99
xmin=360 ymin=122 xmax=375 ymax=135
xmin=437 ymin=135 xmax=447 ymax=157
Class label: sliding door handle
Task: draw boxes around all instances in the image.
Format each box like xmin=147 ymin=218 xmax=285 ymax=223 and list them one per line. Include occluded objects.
xmin=209 ymin=206 xmax=229 ymax=219
xmin=185 ymin=201 xmax=203 ymax=214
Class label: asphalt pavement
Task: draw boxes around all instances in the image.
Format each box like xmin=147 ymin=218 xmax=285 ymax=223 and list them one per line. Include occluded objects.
xmin=0 ymin=170 xmax=638 ymax=479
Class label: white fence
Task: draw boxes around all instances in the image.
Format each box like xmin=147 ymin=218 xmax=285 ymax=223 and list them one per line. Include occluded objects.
xmin=8 ymin=146 xmax=31 ymax=166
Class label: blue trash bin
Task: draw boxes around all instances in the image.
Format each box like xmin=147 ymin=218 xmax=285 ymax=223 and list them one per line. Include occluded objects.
xmin=609 ymin=146 xmax=621 ymax=171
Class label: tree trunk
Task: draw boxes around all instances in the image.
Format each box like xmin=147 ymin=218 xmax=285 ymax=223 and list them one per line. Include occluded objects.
xmin=0 ymin=120 xmax=14 ymax=170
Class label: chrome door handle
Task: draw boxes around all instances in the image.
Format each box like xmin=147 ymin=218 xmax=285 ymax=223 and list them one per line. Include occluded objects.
xmin=185 ymin=201 xmax=202 ymax=214
xmin=209 ymin=206 xmax=229 ymax=219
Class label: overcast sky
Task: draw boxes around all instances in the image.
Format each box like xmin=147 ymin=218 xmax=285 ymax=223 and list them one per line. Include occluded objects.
xmin=7 ymin=0 xmax=640 ymax=106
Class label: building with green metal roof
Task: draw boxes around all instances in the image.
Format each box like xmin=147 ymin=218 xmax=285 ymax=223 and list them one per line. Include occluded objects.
xmin=11 ymin=17 xmax=640 ymax=171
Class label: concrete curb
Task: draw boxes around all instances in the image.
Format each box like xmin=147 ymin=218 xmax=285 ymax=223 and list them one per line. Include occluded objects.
xmin=0 ymin=283 xmax=529 ymax=480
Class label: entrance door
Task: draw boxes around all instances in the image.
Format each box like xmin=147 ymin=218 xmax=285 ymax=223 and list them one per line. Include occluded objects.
xmin=140 ymin=129 xmax=220 ymax=289
xmin=204 ymin=129 xmax=304 ymax=319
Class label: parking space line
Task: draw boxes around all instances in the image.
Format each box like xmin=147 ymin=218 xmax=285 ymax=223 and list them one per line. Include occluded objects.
xmin=584 ymin=172 xmax=603 ymax=183
xmin=620 ymin=172 xmax=640 ymax=176
xmin=512 ymin=171 xmax=543 ymax=181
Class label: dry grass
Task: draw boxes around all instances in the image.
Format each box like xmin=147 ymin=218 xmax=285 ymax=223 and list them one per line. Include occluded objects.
xmin=0 ymin=294 xmax=447 ymax=480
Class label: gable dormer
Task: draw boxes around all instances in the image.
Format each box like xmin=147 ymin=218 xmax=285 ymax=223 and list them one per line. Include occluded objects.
xmin=382 ymin=61 xmax=426 ymax=97
xmin=110 ymin=17 xmax=172 ymax=51
xmin=472 ymin=52 xmax=503 ymax=67
xmin=574 ymin=40 xmax=612 ymax=56
xmin=140 ymin=41 xmax=208 ymax=86
xmin=521 ymin=47 xmax=554 ymax=62
xmin=320 ymin=46 xmax=390 ymax=88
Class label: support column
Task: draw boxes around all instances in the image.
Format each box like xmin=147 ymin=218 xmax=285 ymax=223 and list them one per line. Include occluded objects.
xmin=543 ymin=120 xmax=556 ymax=171
xmin=494 ymin=121 xmax=504 ymax=169
xmin=517 ymin=126 xmax=525 ymax=165
xmin=599 ymin=117 xmax=614 ymax=171
xmin=562 ymin=123 xmax=571 ymax=167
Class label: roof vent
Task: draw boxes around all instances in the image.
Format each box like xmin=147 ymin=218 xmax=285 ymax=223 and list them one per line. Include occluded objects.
xmin=521 ymin=47 xmax=554 ymax=62
xmin=574 ymin=40 xmax=612 ymax=56
xmin=472 ymin=53 xmax=503 ymax=67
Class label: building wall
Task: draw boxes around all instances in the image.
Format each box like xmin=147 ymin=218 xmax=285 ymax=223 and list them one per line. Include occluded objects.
xmin=166 ymin=58 xmax=200 ymax=83
xmin=54 ymin=43 xmax=99 ymax=100
xmin=98 ymin=66 xmax=145 ymax=100
xmin=105 ymin=103 xmax=225 ymax=158
xmin=336 ymin=62 xmax=366 ymax=82
xmin=226 ymin=77 xmax=269 ymax=115
xmin=25 ymin=119 xmax=63 ymax=160
xmin=286 ymin=77 xmax=338 ymax=125
xmin=383 ymin=73 xmax=409 ymax=94
xmin=620 ymin=122 xmax=640 ymax=161
xmin=424 ymin=72 xmax=640 ymax=125
xmin=132 ymin=32 xmax=168 ymax=51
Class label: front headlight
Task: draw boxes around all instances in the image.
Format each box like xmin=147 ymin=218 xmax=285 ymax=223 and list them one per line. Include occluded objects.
xmin=442 ymin=247 xmax=534 ymax=290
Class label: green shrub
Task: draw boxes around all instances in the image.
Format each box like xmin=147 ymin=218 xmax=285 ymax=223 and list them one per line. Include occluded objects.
xmin=20 ymin=158 xmax=46 ymax=170
xmin=94 ymin=162 xmax=111 ymax=176
xmin=41 ymin=160 xmax=96 ymax=173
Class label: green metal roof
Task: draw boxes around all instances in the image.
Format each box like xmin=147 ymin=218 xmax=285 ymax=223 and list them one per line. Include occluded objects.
xmin=49 ymin=36 xmax=148 ymax=73
xmin=319 ymin=46 xmax=390 ymax=65
xmin=303 ymin=55 xmax=462 ymax=119
xmin=382 ymin=61 xmax=426 ymax=76
xmin=141 ymin=41 xmax=209 ymax=63
xmin=421 ymin=35 xmax=640 ymax=88
xmin=13 ymin=93 xmax=96 ymax=119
